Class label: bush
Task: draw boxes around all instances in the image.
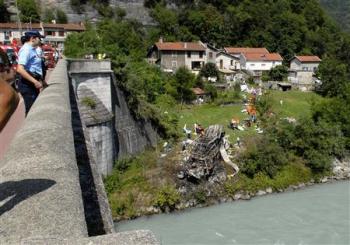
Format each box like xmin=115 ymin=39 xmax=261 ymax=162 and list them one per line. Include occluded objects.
xmin=81 ymin=97 xmax=96 ymax=109
xmin=203 ymin=83 xmax=218 ymax=101
xmin=199 ymin=63 xmax=219 ymax=79
xmin=104 ymin=173 xmax=121 ymax=195
xmin=268 ymin=65 xmax=288 ymax=81
xmin=225 ymin=162 xmax=312 ymax=196
xmin=193 ymin=188 xmax=207 ymax=204
xmin=154 ymin=185 xmax=180 ymax=211
xmin=240 ymin=136 xmax=288 ymax=178
xmin=273 ymin=118 xmax=346 ymax=173
xmin=109 ymin=192 xmax=136 ymax=218
xmin=214 ymin=89 xmax=241 ymax=105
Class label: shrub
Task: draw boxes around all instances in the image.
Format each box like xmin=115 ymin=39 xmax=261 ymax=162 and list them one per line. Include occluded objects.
xmin=81 ymin=97 xmax=96 ymax=109
xmin=240 ymin=136 xmax=288 ymax=178
xmin=214 ymin=89 xmax=241 ymax=105
xmin=273 ymin=117 xmax=346 ymax=173
xmin=104 ymin=174 xmax=121 ymax=195
xmin=204 ymin=83 xmax=218 ymax=101
xmin=193 ymin=189 xmax=207 ymax=204
xmin=268 ymin=65 xmax=288 ymax=81
xmin=199 ymin=63 xmax=219 ymax=79
xmin=109 ymin=192 xmax=136 ymax=218
xmin=154 ymin=185 xmax=180 ymax=211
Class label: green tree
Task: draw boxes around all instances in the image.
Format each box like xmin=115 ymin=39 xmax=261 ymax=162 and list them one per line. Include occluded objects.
xmin=316 ymin=57 xmax=349 ymax=97
xmin=42 ymin=8 xmax=56 ymax=23
xmin=18 ymin=0 xmax=40 ymax=22
xmin=240 ymin=136 xmax=288 ymax=178
xmin=56 ymin=9 xmax=68 ymax=23
xmin=0 ymin=0 xmax=10 ymax=22
xmin=150 ymin=4 xmax=179 ymax=40
xmin=171 ymin=67 xmax=195 ymax=104
xmin=268 ymin=65 xmax=288 ymax=81
xmin=199 ymin=62 xmax=219 ymax=79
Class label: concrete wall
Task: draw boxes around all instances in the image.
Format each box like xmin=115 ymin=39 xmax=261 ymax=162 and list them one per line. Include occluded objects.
xmin=76 ymin=74 xmax=113 ymax=112
xmin=69 ymin=60 xmax=115 ymax=177
xmin=0 ymin=59 xmax=158 ymax=244
xmin=69 ymin=59 xmax=158 ymax=163
xmin=0 ymin=60 xmax=88 ymax=242
xmin=112 ymin=74 xmax=158 ymax=158
xmin=88 ymin=122 xmax=114 ymax=175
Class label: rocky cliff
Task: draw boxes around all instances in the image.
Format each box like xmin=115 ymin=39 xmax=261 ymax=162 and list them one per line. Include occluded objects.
xmin=5 ymin=0 xmax=154 ymax=25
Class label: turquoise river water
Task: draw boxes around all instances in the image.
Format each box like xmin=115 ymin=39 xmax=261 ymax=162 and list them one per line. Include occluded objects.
xmin=116 ymin=181 xmax=350 ymax=245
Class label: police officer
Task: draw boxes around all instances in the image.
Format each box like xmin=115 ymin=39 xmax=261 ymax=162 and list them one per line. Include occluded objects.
xmin=17 ymin=31 xmax=46 ymax=114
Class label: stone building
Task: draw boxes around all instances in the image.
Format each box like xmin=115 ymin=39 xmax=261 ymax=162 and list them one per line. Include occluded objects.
xmin=147 ymin=39 xmax=206 ymax=74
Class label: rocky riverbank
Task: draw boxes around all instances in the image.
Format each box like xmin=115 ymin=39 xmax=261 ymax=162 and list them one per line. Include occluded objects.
xmin=115 ymin=158 xmax=349 ymax=221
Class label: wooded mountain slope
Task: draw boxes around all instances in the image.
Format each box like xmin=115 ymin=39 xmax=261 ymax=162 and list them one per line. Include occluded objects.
xmin=320 ymin=0 xmax=350 ymax=33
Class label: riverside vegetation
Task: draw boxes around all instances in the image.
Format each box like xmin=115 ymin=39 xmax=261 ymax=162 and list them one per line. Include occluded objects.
xmin=64 ymin=0 xmax=350 ymax=220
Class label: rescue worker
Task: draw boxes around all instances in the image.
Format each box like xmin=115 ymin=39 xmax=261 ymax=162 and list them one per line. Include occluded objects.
xmin=16 ymin=31 xmax=47 ymax=114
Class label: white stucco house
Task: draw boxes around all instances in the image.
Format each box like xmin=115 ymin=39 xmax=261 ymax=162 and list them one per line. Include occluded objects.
xmin=0 ymin=22 xmax=85 ymax=50
xmin=240 ymin=52 xmax=283 ymax=71
xmin=202 ymin=42 xmax=220 ymax=64
xmin=216 ymin=51 xmax=240 ymax=71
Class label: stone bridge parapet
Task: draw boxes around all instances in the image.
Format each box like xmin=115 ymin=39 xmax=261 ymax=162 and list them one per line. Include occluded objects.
xmin=0 ymin=60 xmax=158 ymax=244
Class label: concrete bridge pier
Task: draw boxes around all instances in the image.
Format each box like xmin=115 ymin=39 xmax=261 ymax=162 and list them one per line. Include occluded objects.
xmin=69 ymin=60 xmax=116 ymax=177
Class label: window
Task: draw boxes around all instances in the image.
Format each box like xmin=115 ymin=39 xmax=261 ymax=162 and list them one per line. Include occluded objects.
xmin=261 ymin=64 xmax=266 ymax=66
xmin=302 ymin=67 xmax=308 ymax=71
xmin=199 ymin=51 xmax=203 ymax=58
xmin=45 ymin=31 xmax=55 ymax=36
xmin=192 ymin=61 xmax=202 ymax=70
xmin=187 ymin=51 xmax=191 ymax=58
xmin=172 ymin=51 xmax=177 ymax=57
xmin=209 ymin=52 xmax=213 ymax=59
xmin=250 ymin=64 xmax=255 ymax=66
xmin=4 ymin=31 xmax=11 ymax=40
xmin=58 ymin=31 xmax=64 ymax=37
xmin=230 ymin=60 xmax=233 ymax=66
xmin=172 ymin=61 xmax=177 ymax=68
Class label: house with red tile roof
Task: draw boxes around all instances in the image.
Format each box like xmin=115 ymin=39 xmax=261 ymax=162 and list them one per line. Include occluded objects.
xmin=0 ymin=22 xmax=85 ymax=50
xmin=224 ymin=47 xmax=269 ymax=58
xmin=240 ymin=52 xmax=283 ymax=71
xmin=290 ymin=55 xmax=321 ymax=72
xmin=224 ymin=47 xmax=283 ymax=73
xmin=288 ymin=55 xmax=322 ymax=86
xmin=147 ymin=39 xmax=206 ymax=74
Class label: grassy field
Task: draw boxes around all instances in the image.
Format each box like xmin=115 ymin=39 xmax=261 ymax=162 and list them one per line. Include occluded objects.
xmin=177 ymin=90 xmax=323 ymax=141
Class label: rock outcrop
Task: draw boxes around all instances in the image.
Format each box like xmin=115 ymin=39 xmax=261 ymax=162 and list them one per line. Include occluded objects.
xmin=5 ymin=0 xmax=154 ymax=25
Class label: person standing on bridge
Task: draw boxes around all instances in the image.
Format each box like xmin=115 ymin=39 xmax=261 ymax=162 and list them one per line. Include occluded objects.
xmin=17 ymin=31 xmax=47 ymax=114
